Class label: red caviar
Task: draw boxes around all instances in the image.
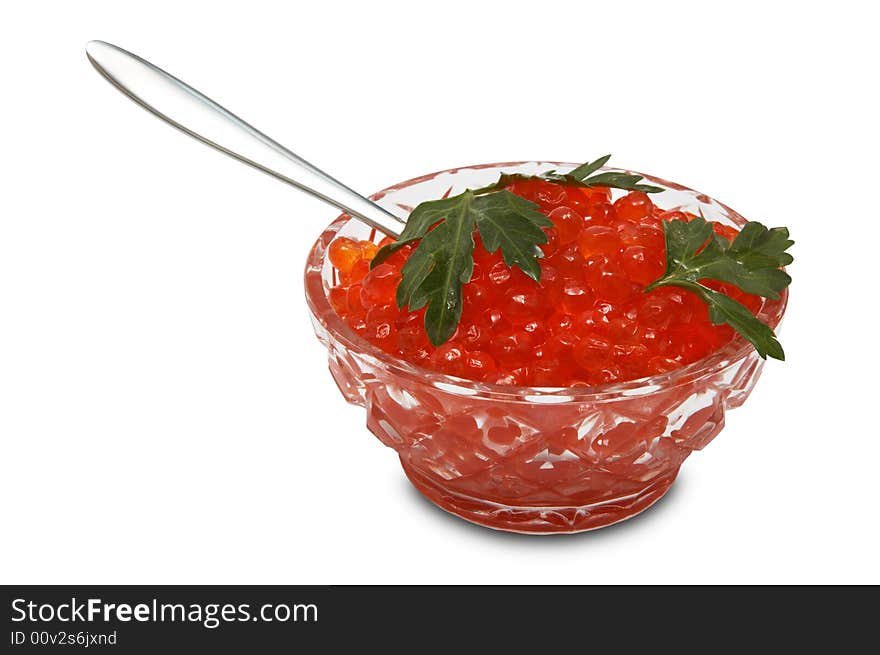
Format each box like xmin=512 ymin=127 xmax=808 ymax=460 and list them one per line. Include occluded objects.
xmin=328 ymin=179 xmax=762 ymax=387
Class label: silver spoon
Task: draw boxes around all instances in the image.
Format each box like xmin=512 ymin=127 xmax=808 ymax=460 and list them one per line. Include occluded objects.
xmin=85 ymin=40 xmax=405 ymax=238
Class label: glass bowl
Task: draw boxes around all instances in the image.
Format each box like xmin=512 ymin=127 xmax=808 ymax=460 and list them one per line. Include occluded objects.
xmin=304 ymin=162 xmax=788 ymax=534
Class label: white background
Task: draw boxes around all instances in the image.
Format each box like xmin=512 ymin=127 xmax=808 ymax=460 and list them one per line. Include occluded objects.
xmin=1 ymin=1 xmax=878 ymax=584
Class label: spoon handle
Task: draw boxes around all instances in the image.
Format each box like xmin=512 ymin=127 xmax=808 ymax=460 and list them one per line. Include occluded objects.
xmin=85 ymin=40 xmax=404 ymax=238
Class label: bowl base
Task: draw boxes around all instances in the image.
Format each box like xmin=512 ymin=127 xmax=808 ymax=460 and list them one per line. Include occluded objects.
xmin=401 ymin=462 xmax=678 ymax=534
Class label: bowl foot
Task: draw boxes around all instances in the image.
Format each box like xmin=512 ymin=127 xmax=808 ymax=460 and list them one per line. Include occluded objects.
xmin=401 ymin=463 xmax=678 ymax=534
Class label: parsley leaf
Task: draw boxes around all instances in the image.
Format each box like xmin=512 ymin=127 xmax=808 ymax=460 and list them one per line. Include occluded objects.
xmin=646 ymin=217 xmax=793 ymax=360
xmin=397 ymin=197 xmax=476 ymax=346
xmin=366 ymin=155 xmax=791 ymax=354
xmin=474 ymin=154 xmax=664 ymax=196
xmin=470 ymin=190 xmax=552 ymax=281
xmin=567 ymin=154 xmax=612 ymax=180
xmin=374 ymin=190 xmax=550 ymax=345
xmin=566 ymin=154 xmax=664 ymax=193
xmin=700 ymin=287 xmax=785 ymax=361
xmin=572 ymin=171 xmax=665 ymax=194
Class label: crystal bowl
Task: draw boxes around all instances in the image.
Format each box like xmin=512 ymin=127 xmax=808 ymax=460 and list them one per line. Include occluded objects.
xmin=304 ymin=162 xmax=787 ymax=534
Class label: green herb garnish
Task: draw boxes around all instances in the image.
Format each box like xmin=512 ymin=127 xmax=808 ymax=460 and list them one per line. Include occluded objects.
xmin=644 ymin=217 xmax=793 ymax=360
xmin=372 ymin=155 xmax=791 ymax=357
xmin=374 ymin=190 xmax=551 ymax=345
xmin=475 ymin=154 xmax=665 ymax=195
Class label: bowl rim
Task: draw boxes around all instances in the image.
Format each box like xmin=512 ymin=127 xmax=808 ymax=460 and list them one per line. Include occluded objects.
xmin=304 ymin=161 xmax=788 ymax=403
